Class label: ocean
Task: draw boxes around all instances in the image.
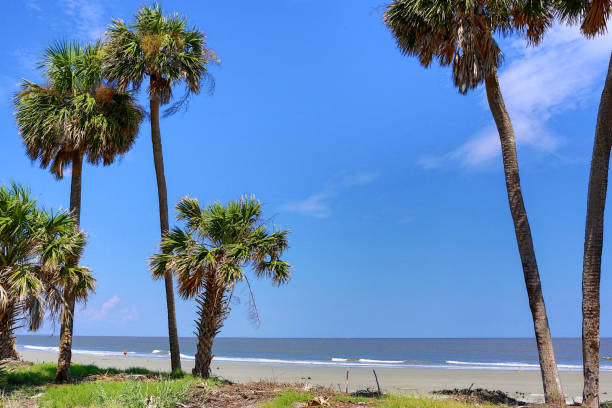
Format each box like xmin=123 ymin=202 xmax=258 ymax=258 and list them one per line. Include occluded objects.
xmin=16 ymin=336 xmax=612 ymax=371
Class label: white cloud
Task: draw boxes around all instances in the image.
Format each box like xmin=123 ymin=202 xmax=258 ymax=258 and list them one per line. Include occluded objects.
xmin=282 ymin=192 xmax=333 ymax=218
xmin=59 ymin=0 xmax=107 ymax=40
xmin=121 ymin=307 xmax=139 ymax=322
xmin=25 ymin=0 xmax=43 ymax=12
xmin=418 ymin=23 xmax=612 ymax=168
xmin=340 ymin=171 xmax=380 ymax=187
xmin=83 ymin=295 xmax=120 ymax=320
xmin=25 ymin=0 xmax=107 ymax=41
xmin=281 ymin=171 xmax=380 ymax=218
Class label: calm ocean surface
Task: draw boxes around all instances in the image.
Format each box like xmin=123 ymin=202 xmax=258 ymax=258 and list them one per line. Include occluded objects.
xmin=16 ymin=336 xmax=612 ymax=371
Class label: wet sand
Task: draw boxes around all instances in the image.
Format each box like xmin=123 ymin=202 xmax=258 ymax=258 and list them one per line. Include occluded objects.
xmin=19 ymin=350 xmax=612 ymax=403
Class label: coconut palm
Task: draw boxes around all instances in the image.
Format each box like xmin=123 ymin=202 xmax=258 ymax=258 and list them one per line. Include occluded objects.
xmin=0 ymin=183 xmax=88 ymax=361
xmin=14 ymin=41 xmax=142 ymax=381
xmin=103 ymin=3 xmax=218 ymax=372
xmin=149 ymin=196 xmax=291 ymax=377
xmin=551 ymin=1 xmax=612 ymax=406
xmin=383 ymin=0 xmax=564 ymax=402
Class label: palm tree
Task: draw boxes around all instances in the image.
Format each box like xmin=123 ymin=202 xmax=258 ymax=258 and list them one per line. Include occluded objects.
xmin=149 ymin=196 xmax=291 ymax=377
xmin=0 ymin=184 xmax=87 ymax=361
xmin=103 ymin=3 xmax=218 ymax=372
xmin=14 ymin=41 xmax=142 ymax=381
xmin=383 ymin=1 xmax=564 ymax=402
xmin=552 ymin=2 xmax=612 ymax=406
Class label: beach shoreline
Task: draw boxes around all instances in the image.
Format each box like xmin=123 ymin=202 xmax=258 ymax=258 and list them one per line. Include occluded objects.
xmin=18 ymin=350 xmax=612 ymax=403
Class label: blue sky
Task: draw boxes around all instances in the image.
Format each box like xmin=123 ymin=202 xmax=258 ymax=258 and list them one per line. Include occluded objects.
xmin=2 ymin=0 xmax=612 ymax=338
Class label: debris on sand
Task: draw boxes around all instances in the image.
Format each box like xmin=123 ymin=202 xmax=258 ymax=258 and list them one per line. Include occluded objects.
xmin=434 ymin=388 xmax=523 ymax=405
xmin=353 ymin=389 xmax=382 ymax=398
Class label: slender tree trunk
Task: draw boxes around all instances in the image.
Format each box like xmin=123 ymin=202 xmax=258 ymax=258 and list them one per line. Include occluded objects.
xmin=484 ymin=70 xmax=564 ymax=403
xmin=0 ymin=305 xmax=20 ymax=360
xmin=55 ymin=152 xmax=82 ymax=383
xmin=150 ymin=93 xmax=181 ymax=372
xmin=582 ymin=53 xmax=612 ymax=408
xmin=193 ymin=273 xmax=226 ymax=378
xmin=55 ymin=293 xmax=75 ymax=382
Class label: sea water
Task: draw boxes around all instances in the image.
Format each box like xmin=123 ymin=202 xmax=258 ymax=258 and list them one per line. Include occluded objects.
xmin=16 ymin=336 xmax=612 ymax=371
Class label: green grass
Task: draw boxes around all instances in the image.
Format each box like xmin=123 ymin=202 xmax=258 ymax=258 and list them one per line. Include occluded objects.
xmin=266 ymin=391 xmax=507 ymax=408
xmin=262 ymin=390 xmax=314 ymax=408
xmin=4 ymin=363 xmax=162 ymax=386
xmin=376 ymin=395 xmax=504 ymax=408
xmin=39 ymin=377 xmax=199 ymax=408
xmin=331 ymin=393 xmax=372 ymax=403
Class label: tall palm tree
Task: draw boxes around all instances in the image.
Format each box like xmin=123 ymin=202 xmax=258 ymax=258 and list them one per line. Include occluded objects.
xmin=150 ymin=196 xmax=291 ymax=377
xmin=0 ymin=183 xmax=87 ymax=361
xmin=14 ymin=41 xmax=142 ymax=381
xmin=384 ymin=1 xmax=564 ymax=402
xmin=552 ymin=1 xmax=612 ymax=406
xmin=103 ymin=3 xmax=218 ymax=372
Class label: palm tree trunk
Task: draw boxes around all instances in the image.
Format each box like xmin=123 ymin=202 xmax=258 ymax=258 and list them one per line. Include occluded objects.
xmin=582 ymin=53 xmax=612 ymax=408
xmin=193 ymin=273 xmax=226 ymax=378
xmin=55 ymin=151 xmax=82 ymax=382
xmin=150 ymin=93 xmax=181 ymax=372
xmin=55 ymin=293 xmax=75 ymax=382
xmin=484 ymin=70 xmax=563 ymax=403
xmin=0 ymin=305 xmax=20 ymax=360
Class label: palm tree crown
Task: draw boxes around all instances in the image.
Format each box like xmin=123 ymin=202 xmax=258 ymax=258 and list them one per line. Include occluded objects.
xmin=150 ymin=196 xmax=291 ymax=298
xmin=0 ymin=183 xmax=89 ymax=359
xmin=383 ymin=0 xmax=552 ymax=93
xmin=14 ymin=41 xmax=143 ymax=179
xmin=554 ymin=0 xmax=611 ymax=36
xmin=103 ymin=3 xmax=218 ymax=110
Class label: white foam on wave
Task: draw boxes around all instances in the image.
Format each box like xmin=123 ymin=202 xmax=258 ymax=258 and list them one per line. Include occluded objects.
xmin=23 ymin=345 xmax=59 ymax=352
xmin=445 ymin=360 xmax=612 ymax=372
xmin=210 ymin=356 xmax=426 ymax=368
xmin=21 ymin=345 xmax=147 ymax=358
xmin=359 ymin=359 xmax=405 ymax=364
xmin=446 ymin=360 xmax=541 ymax=368
xmin=152 ymin=350 xmax=169 ymax=354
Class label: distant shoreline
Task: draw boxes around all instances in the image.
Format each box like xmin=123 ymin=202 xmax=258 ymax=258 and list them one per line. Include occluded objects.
xmin=17 ymin=336 xmax=612 ymax=372
xmin=18 ymin=335 xmax=612 ymax=339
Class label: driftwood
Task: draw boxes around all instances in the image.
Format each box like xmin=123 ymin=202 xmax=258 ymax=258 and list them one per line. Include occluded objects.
xmin=372 ymin=370 xmax=381 ymax=396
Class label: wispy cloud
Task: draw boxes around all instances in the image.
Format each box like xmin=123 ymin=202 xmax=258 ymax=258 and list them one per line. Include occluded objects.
xmin=59 ymin=0 xmax=107 ymax=40
xmin=282 ymin=192 xmax=333 ymax=218
xmin=25 ymin=0 xmax=108 ymax=41
xmin=13 ymin=50 xmax=39 ymax=74
xmin=83 ymin=295 xmax=120 ymax=321
xmin=281 ymin=171 xmax=380 ymax=218
xmin=120 ymin=306 xmax=139 ymax=322
xmin=25 ymin=0 xmax=43 ymax=12
xmin=417 ymin=24 xmax=612 ymax=168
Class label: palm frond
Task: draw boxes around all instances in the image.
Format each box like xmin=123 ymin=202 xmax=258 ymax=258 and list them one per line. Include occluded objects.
xmin=554 ymin=0 xmax=611 ymax=36
xmin=15 ymin=41 xmax=143 ymax=179
xmin=383 ymin=0 xmax=553 ymax=93
xmin=149 ymin=195 xmax=291 ymax=333
xmin=102 ymin=3 xmax=216 ymax=112
xmin=0 ymin=183 xmax=94 ymax=341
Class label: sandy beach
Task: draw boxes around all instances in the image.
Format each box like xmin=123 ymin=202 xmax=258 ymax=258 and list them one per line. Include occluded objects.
xmin=19 ymin=350 xmax=612 ymax=403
